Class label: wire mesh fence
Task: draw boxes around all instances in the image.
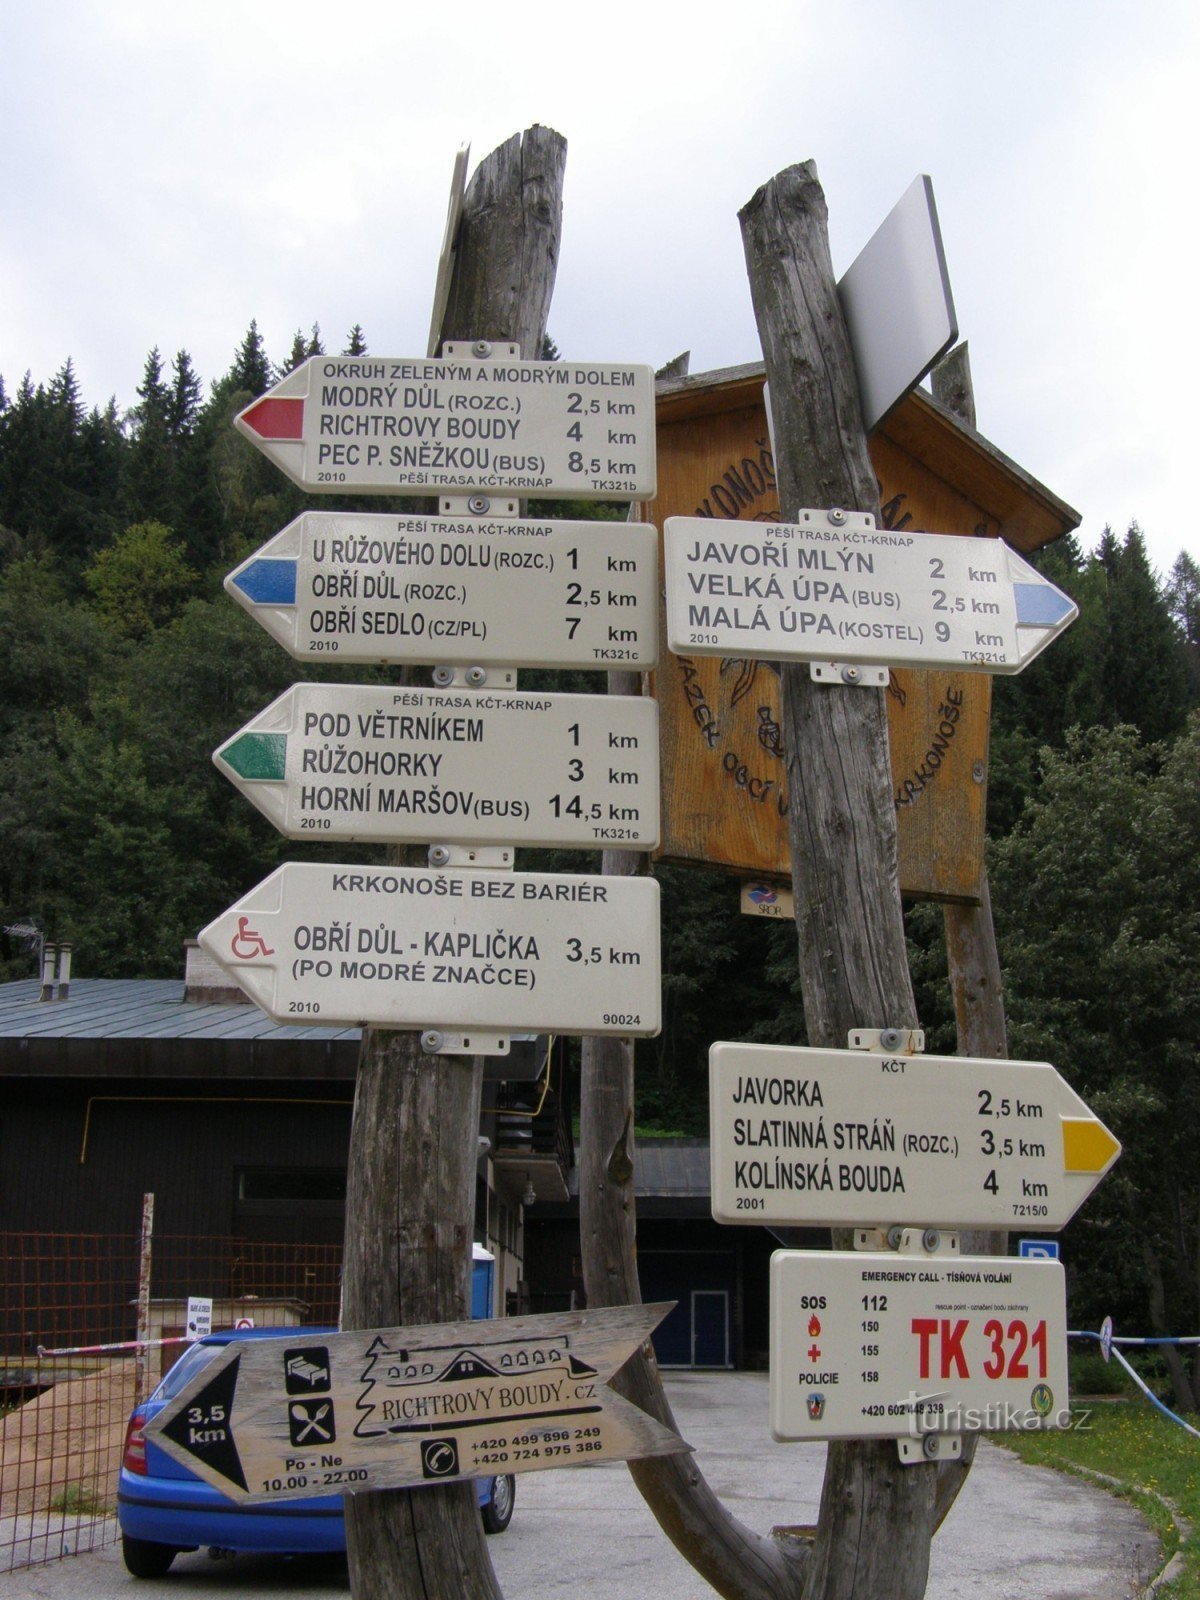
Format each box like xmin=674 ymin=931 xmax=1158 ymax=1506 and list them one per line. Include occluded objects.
xmin=0 ymin=1227 xmax=342 ymax=1572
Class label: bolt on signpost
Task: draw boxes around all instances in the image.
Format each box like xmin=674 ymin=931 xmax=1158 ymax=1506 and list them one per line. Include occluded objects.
xmin=204 ymin=130 xmax=692 ymax=1600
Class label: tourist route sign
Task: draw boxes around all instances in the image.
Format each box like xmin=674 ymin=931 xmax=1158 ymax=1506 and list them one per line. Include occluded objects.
xmin=235 ymin=354 xmax=656 ymax=500
xmin=146 ymin=1303 xmax=688 ymax=1504
xmin=214 ymin=683 xmax=660 ymax=850
xmin=224 ymin=512 xmax=659 ymax=670
xmin=709 ymin=1042 xmax=1120 ymax=1230
xmin=770 ymin=1248 xmax=1068 ymax=1441
xmin=664 ymin=511 xmax=1077 ymax=673
xmin=198 ymin=863 xmax=661 ymax=1036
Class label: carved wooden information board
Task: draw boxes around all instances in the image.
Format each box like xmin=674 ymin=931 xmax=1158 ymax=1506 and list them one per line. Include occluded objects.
xmin=647 ymin=367 xmax=1079 ymax=902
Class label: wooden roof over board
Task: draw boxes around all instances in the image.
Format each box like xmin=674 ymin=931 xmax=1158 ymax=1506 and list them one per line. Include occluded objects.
xmin=655 ymin=360 xmax=1080 ymax=551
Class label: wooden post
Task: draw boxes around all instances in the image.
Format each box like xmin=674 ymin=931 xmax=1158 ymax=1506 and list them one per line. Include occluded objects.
xmin=739 ymin=162 xmax=938 ymax=1600
xmin=932 ymin=342 xmax=1010 ymax=1528
xmin=932 ymin=343 xmax=1009 ymax=1095
xmin=341 ymin=125 xmax=565 ymax=1600
xmin=579 ymin=517 xmax=807 ymax=1598
xmin=134 ymin=1192 xmax=154 ymax=1407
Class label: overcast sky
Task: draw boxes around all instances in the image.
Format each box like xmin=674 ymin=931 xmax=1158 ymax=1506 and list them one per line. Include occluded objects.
xmin=3 ymin=0 xmax=1196 ymax=576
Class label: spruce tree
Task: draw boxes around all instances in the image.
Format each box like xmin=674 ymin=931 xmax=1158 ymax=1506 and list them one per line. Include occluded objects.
xmin=1166 ymin=551 xmax=1200 ymax=700
xmin=124 ymin=347 xmax=174 ymax=526
xmin=227 ymin=320 xmax=273 ymax=396
xmin=1097 ymin=525 xmax=1191 ymax=741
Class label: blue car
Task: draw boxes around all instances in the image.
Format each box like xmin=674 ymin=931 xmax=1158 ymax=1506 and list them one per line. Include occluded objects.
xmin=117 ymin=1327 xmax=515 ymax=1579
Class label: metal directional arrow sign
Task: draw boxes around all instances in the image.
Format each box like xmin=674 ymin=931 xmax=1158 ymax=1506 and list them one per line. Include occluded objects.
xmin=198 ymin=863 xmax=661 ymax=1036
xmin=664 ymin=511 xmax=1077 ymax=674
xmin=709 ymin=1042 xmax=1120 ymax=1230
xmin=771 ymin=1248 xmax=1069 ymax=1441
xmin=235 ymin=353 xmax=656 ymax=500
xmin=224 ymin=512 xmax=659 ymax=669
xmin=214 ymin=683 xmax=660 ymax=850
xmin=146 ymin=1304 xmax=688 ymax=1504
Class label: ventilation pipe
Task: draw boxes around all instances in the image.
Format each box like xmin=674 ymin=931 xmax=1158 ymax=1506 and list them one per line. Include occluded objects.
xmin=56 ymin=942 xmax=73 ymax=1000
xmin=39 ymin=943 xmax=56 ymax=1002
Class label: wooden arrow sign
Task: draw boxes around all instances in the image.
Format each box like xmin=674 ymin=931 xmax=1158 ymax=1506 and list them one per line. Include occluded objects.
xmin=146 ymin=1304 xmax=686 ymax=1504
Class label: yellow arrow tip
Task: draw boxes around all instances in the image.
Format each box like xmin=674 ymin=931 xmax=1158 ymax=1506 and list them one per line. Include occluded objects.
xmin=1062 ymin=1117 xmax=1121 ymax=1174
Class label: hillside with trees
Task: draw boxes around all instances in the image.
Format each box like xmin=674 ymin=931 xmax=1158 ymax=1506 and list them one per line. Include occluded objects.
xmin=1 ymin=329 xmax=1197 ymax=1380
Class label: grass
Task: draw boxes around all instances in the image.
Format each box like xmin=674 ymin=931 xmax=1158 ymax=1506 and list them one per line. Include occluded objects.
xmin=47 ymin=1482 xmax=109 ymax=1517
xmin=998 ymin=1399 xmax=1200 ymax=1597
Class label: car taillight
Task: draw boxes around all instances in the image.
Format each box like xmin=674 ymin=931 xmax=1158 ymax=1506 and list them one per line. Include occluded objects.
xmin=122 ymin=1411 xmax=149 ymax=1475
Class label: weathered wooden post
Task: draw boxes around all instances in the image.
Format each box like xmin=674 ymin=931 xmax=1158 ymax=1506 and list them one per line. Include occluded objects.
xmin=932 ymin=343 xmax=1009 ymax=1064
xmin=931 ymin=340 xmax=1010 ymax=1528
xmin=341 ymin=125 xmax=565 ymax=1600
xmin=738 ymin=160 xmax=939 ymax=1600
xmin=579 ymin=597 xmax=809 ymax=1599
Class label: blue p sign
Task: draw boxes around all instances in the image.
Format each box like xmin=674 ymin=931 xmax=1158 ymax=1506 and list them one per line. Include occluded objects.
xmin=1018 ymin=1238 xmax=1060 ymax=1260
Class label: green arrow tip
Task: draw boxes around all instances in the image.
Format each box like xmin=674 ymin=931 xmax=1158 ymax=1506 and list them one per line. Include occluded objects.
xmin=220 ymin=732 xmax=287 ymax=781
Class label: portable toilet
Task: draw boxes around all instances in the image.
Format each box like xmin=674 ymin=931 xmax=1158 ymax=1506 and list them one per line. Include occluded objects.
xmin=471 ymin=1243 xmax=495 ymax=1319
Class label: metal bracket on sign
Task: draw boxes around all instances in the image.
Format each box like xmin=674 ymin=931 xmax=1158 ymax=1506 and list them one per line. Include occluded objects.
xmin=431 ymin=664 xmax=518 ymax=689
xmin=439 ymin=493 xmax=519 ymax=520
xmin=443 ymin=340 xmax=520 ymax=362
xmin=420 ymin=1028 xmax=510 ymax=1058
xmin=810 ymin=662 xmax=889 ymax=688
xmin=851 ymin=1220 xmax=964 ymax=1465
xmin=852 ymin=1226 xmax=959 ymax=1256
xmin=897 ymin=1432 xmax=963 ymax=1465
xmin=428 ymin=844 xmax=513 ymax=871
xmin=895 ymin=1227 xmax=959 ymax=1258
xmin=848 ymin=1027 xmax=925 ymax=1055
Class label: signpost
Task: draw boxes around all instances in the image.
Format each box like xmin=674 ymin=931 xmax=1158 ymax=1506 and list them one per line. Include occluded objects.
xmin=234 ymin=352 xmax=657 ymax=500
xmin=198 ymin=863 xmax=661 ymax=1036
xmin=664 ymin=512 xmax=1077 ymax=674
xmin=214 ymin=683 xmax=660 ymax=851
xmin=709 ymin=1041 xmax=1120 ymax=1229
xmin=146 ymin=1304 xmax=688 ymax=1503
xmin=224 ymin=511 xmax=659 ymax=669
xmin=770 ymin=1248 xmax=1068 ymax=1441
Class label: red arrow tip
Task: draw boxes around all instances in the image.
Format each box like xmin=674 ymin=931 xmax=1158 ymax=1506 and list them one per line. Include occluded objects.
xmin=241 ymin=397 xmax=304 ymax=440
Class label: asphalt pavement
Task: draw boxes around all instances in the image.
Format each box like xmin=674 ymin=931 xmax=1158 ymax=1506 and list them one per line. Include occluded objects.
xmin=1 ymin=1372 xmax=1157 ymax=1600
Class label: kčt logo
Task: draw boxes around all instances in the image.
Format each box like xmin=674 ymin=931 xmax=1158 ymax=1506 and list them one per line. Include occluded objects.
xmin=1030 ymin=1384 xmax=1054 ymax=1418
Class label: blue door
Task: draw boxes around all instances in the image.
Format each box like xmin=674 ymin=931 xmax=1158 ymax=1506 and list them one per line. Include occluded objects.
xmin=691 ymin=1290 xmax=730 ymax=1368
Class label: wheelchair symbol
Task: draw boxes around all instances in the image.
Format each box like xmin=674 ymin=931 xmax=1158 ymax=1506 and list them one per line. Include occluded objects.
xmin=231 ymin=916 xmax=274 ymax=959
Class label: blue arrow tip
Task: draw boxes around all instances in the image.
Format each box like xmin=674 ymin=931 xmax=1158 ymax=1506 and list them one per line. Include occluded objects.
xmin=1014 ymin=582 xmax=1075 ymax=628
xmin=231 ymin=558 xmax=297 ymax=606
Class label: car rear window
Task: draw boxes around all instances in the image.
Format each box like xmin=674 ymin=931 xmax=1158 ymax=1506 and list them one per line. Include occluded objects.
xmin=153 ymin=1341 xmax=220 ymax=1401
